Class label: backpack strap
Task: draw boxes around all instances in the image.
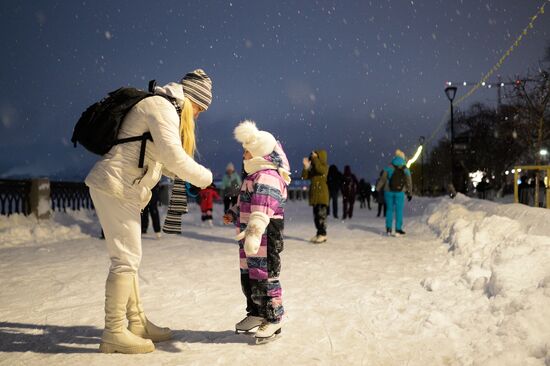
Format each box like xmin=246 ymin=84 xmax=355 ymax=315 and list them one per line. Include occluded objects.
xmin=111 ymin=82 xmax=181 ymax=169
xmin=113 ymin=132 xmax=153 ymax=168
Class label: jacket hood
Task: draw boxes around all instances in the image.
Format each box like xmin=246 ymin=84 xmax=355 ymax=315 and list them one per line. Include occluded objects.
xmin=343 ymin=165 xmax=352 ymax=176
xmin=392 ymin=156 xmax=406 ymax=167
xmin=264 ymin=142 xmax=292 ymax=186
xmin=154 ymin=82 xmax=185 ymax=103
xmin=315 ymin=150 xmax=328 ymax=164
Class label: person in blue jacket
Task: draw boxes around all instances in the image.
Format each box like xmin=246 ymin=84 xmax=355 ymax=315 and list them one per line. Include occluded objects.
xmin=376 ymin=150 xmax=413 ymax=236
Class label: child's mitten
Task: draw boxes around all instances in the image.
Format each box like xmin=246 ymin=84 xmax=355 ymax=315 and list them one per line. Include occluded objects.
xmin=235 ymin=211 xmax=270 ymax=255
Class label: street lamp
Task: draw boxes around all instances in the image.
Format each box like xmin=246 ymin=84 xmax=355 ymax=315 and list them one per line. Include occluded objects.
xmin=540 ymin=148 xmax=548 ymax=157
xmin=445 ymin=86 xmax=458 ymax=194
xmin=419 ymin=136 xmax=425 ymax=195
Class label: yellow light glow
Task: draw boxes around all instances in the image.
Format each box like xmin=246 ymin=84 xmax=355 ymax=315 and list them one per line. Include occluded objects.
xmin=406 ymin=145 xmax=423 ymax=168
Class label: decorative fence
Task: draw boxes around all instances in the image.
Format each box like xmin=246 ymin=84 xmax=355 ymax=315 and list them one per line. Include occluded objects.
xmin=0 ymin=179 xmax=93 ymax=216
xmin=0 ymin=180 xmax=32 ymax=215
xmin=50 ymin=181 xmax=93 ymax=212
xmin=1 ymin=178 xmax=310 ymax=217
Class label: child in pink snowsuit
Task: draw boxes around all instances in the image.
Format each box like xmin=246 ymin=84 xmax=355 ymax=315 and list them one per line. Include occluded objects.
xmin=224 ymin=120 xmax=291 ymax=342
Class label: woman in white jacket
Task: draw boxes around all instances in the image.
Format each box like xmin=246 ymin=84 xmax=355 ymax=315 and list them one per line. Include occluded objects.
xmin=85 ymin=69 xmax=213 ymax=354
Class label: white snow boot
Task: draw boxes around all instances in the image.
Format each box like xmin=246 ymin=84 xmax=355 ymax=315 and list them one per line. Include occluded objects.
xmin=313 ymin=235 xmax=327 ymax=244
xmin=254 ymin=320 xmax=282 ymax=344
xmin=235 ymin=315 xmax=264 ymax=333
xmin=99 ymin=273 xmax=155 ymax=354
xmin=126 ymin=274 xmax=172 ymax=342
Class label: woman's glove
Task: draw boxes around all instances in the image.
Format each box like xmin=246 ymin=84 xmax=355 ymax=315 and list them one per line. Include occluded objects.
xmin=235 ymin=211 xmax=270 ymax=256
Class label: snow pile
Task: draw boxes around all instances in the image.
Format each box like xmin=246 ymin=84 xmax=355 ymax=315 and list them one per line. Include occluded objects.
xmin=0 ymin=210 xmax=97 ymax=248
xmin=425 ymin=194 xmax=550 ymax=365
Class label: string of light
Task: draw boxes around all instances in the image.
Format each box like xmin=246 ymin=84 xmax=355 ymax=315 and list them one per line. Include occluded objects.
xmin=454 ymin=0 xmax=549 ymax=106
xmin=417 ymin=0 xmax=549 ymax=155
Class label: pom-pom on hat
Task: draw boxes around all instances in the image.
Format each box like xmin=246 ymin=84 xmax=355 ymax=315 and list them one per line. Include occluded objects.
xmin=395 ymin=149 xmax=406 ymax=159
xmin=180 ymin=69 xmax=212 ymax=111
xmin=234 ymin=120 xmax=277 ymax=158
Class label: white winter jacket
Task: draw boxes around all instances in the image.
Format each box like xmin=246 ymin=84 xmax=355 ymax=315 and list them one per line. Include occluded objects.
xmin=85 ymin=82 xmax=213 ymax=208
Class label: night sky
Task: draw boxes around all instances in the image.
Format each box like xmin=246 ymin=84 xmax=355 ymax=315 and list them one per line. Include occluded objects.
xmin=1 ymin=1 xmax=549 ymax=182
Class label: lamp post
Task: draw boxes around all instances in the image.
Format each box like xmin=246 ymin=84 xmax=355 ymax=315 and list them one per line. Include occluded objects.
xmin=419 ymin=136 xmax=425 ymax=195
xmin=445 ymin=86 xmax=458 ymax=194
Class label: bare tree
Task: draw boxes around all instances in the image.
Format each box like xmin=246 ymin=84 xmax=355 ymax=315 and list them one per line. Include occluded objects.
xmin=510 ymin=68 xmax=550 ymax=206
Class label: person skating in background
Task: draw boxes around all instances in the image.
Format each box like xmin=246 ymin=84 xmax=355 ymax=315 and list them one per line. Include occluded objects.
xmin=301 ymin=149 xmax=329 ymax=243
xmin=224 ymin=120 xmax=291 ymax=344
xmin=375 ymin=170 xmax=387 ymax=218
xmin=358 ymin=179 xmax=372 ymax=210
xmin=365 ymin=180 xmax=372 ymax=209
xmin=141 ymin=184 xmax=162 ymax=239
xmin=376 ymin=150 xmax=413 ymax=236
xmin=221 ymin=162 xmax=242 ymax=213
xmin=199 ymin=183 xmax=221 ymax=226
xmin=341 ymin=165 xmax=358 ymax=219
xmin=327 ymin=164 xmax=343 ymax=218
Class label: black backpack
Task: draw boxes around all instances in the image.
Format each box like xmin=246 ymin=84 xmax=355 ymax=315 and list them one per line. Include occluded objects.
xmin=389 ymin=165 xmax=407 ymax=192
xmin=71 ymin=80 xmax=177 ymax=168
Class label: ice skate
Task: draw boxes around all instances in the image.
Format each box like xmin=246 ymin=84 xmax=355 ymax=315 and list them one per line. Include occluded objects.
xmin=395 ymin=229 xmax=406 ymax=237
xmin=254 ymin=320 xmax=282 ymax=345
xmin=207 ymin=219 xmax=214 ymax=227
xmin=155 ymin=232 xmax=162 ymax=240
xmin=235 ymin=315 xmax=264 ymax=333
xmin=313 ymin=235 xmax=327 ymax=244
xmin=309 ymin=235 xmax=319 ymax=242
xmin=386 ymin=228 xmax=393 ymax=236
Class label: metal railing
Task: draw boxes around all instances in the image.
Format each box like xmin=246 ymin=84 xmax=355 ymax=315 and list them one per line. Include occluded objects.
xmin=0 ymin=180 xmax=32 ymax=215
xmin=50 ymin=181 xmax=94 ymax=212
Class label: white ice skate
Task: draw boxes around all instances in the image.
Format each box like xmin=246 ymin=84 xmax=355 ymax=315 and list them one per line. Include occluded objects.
xmin=254 ymin=320 xmax=282 ymax=345
xmin=309 ymin=235 xmax=319 ymax=242
xmin=235 ymin=315 xmax=264 ymax=334
xmin=313 ymin=235 xmax=327 ymax=244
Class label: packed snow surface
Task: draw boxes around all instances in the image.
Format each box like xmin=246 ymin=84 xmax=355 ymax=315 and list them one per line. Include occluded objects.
xmin=0 ymin=195 xmax=549 ymax=365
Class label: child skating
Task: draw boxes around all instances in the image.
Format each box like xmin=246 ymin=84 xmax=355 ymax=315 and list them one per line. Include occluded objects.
xmin=224 ymin=120 xmax=291 ymax=344
xmin=199 ymin=183 xmax=220 ymax=226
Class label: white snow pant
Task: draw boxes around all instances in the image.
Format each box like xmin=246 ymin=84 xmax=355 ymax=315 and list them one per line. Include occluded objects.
xmin=90 ymin=188 xmax=142 ymax=274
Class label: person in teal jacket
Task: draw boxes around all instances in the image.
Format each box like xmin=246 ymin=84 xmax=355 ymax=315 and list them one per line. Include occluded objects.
xmin=376 ymin=150 xmax=413 ymax=236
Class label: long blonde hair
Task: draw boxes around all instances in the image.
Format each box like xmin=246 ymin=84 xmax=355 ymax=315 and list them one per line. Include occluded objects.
xmin=180 ymin=97 xmax=196 ymax=156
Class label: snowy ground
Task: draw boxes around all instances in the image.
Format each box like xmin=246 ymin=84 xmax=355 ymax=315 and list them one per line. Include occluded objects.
xmin=1 ymin=195 xmax=549 ymax=366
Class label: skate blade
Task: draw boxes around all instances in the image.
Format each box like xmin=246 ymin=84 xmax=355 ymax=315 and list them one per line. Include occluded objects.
xmin=255 ymin=329 xmax=282 ymax=345
xmin=235 ymin=326 xmax=260 ymax=334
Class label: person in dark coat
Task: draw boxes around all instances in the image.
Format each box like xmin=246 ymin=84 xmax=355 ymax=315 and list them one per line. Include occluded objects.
xmin=341 ymin=165 xmax=358 ymax=219
xmin=327 ymin=164 xmax=343 ymax=218
xmin=518 ymin=175 xmax=529 ymax=205
xmin=358 ymin=179 xmax=372 ymax=209
xmin=141 ymin=184 xmax=162 ymax=239
xmin=375 ymin=170 xmax=387 ymax=217
xmin=365 ymin=181 xmax=372 ymax=209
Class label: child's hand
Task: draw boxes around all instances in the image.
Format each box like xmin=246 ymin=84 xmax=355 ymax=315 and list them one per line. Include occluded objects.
xmin=223 ymin=213 xmax=234 ymax=225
